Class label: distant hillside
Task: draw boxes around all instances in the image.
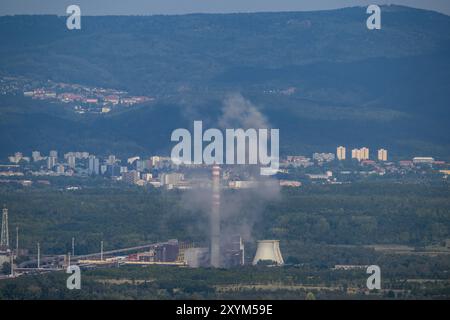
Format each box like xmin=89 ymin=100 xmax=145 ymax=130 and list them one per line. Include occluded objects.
xmin=0 ymin=6 xmax=449 ymax=159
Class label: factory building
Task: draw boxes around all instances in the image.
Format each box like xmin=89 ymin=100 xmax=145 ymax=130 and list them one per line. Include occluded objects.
xmin=221 ymin=235 xmax=245 ymax=268
xmin=182 ymin=235 xmax=245 ymax=268
xmin=155 ymin=239 xmax=179 ymax=262
xmin=184 ymin=247 xmax=210 ymax=268
xmin=127 ymin=240 xmax=180 ymax=263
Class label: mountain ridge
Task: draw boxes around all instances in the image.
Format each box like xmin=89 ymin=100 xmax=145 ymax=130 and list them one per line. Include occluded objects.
xmin=0 ymin=5 xmax=449 ymax=159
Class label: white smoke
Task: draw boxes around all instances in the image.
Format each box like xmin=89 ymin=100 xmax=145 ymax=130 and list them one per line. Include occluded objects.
xmin=218 ymin=94 xmax=280 ymax=250
xmin=179 ymin=93 xmax=281 ymax=265
xmin=218 ymin=93 xmax=270 ymax=130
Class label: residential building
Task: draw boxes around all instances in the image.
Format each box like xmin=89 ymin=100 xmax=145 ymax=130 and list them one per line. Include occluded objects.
xmin=378 ymin=149 xmax=388 ymax=161
xmin=47 ymin=156 xmax=57 ymax=169
xmin=88 ymin=156 xmax=100 ymax=175
xmin=67 ymin=155 xmax=76 ymax=168
xmin=32 ymin=151 xmax=42 ymax=162
xmin=313 ymin=153 xmax=335 ymax=163
xmin=160 ymin=173 xmax=184 ymax=186
xmin=122 ymin=170 xmax=140 ymax=184
xmin=336 ymin=146 xmax=346 ymax=161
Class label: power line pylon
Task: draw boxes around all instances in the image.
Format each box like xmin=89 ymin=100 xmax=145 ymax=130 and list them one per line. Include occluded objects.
xmin=0 ymin=206 xmax=9 ymax=250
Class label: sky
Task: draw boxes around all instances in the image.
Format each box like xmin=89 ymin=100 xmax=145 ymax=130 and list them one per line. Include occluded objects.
xmin=0 ymin=0 xmax=449 ymax=16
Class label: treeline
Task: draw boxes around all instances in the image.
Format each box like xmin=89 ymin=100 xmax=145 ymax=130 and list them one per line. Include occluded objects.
xmin=0 ymin=181 xmax=448 ymax=256
xmin=258 ymin=182 xmax=450 ymax=246
xmin=1 ymin=260 xmax=450 ymax=300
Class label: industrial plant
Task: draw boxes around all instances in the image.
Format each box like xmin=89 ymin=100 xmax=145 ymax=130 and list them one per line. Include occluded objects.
xmin=184 ymin=165 xmax=282 ymax=268
xmin=0 ymin=165 xmax=284 ymax=279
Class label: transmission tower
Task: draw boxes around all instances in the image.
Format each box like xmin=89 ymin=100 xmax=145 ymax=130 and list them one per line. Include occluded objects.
xmin=16 ymin=226 xmax=19 ymax=255
xmin=37 ymin=242 xmax=40 ymax=268
xmin=0 ymin=206 xmax=9 ymax=250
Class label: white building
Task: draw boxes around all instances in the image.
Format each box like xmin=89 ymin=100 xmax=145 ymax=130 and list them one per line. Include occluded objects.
xmin=47 ymin=156 xmax=57 ymax=170
xmin=413 ymin=157 xmax=434 ymax=164
xmin=88 ymin=156 xmax=100 ymax=175
xmin=336 ymin=146 xmax=346 ymax=161
xmin=352 ymin=148 xmax=361 ymax=161
xmin=360 ymin=147 xmax=369 ymax=160
xmin=352 ymin=147 xmax=369 ymax=161
xmin=160 ymin=173 xmax=184 ymax=186
xmin=67 ymin=155 xmax=76 ymax=168
xmin=228 ymin=180 xmax=258 ymax=189
xmin=377 ymin=149 xmax=388 ymax=161
xmin=107 ymin=155 xmax=116 ymax=165
xmin=32 ymin=151 xmax=42 ymax=162
xmin=313 ymin=153 xmax=335 ymax=163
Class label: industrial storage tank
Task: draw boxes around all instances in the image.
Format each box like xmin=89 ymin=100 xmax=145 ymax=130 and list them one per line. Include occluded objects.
xmin=252 ymin=240 xmax=284 ymax=265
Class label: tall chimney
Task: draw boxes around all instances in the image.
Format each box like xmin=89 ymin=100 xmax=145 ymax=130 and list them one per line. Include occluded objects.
xmin=210 ymin=165 xmax=221 ymax=267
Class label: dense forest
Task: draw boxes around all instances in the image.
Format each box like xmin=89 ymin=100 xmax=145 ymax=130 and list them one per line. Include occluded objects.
xmin=0 ymin=181 xmax=448 ymax=256
xmin=0 ymin=180 xmax=449 ymax=299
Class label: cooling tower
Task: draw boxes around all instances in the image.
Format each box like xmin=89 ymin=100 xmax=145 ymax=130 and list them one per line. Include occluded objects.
xmin=252 ymin=240 xmax=284 ymax=265
xmin=210 ymin=164 xmax=221 ymax=267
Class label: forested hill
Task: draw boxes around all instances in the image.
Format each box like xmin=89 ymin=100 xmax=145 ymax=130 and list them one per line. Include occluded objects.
xmin=0 ymin=6 xmax=450 ymax=158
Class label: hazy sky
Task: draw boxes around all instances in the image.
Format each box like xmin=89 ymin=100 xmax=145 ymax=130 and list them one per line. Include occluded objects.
xmin=1 ymin=0 xmax=449 ymax=16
